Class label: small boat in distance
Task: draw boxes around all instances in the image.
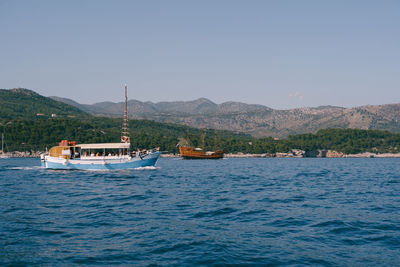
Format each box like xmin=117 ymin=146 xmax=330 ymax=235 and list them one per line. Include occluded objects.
xmin=0 ymin=133 xmax=10 ymax=159
xmin=41 ymin=85 xmax=161 ymax=170
xmin=178 ymin=128 xmax=224 ymax=159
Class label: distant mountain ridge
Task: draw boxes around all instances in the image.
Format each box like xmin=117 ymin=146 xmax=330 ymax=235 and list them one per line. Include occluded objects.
xmin=50 ymin=94 xmax=400 ymax=138
xmin=2 ymin=88 xmax=398 ymax=138
xmin=50 ymin=96 xmax=271 ymax=115
xmin=1 ymin=88 xmax=398 ymax=138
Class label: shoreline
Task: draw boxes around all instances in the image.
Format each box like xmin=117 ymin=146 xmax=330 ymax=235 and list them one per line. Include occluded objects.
xmin=162 ymin=152 xmax=400 ymax=158
xmin=3 ymin=151 xmax=400 ymax=159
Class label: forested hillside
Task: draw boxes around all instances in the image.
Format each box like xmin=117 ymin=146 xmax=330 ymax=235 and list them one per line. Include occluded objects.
xmin=1 ymin=88 xmax=400 ymax=155
xmin=0 ymin=117 xmax=249 ymax=153
xmin=1 ymin=117 xmax=399 ymax=155
xmin=0 ymin=88 xmax=88 ymax=120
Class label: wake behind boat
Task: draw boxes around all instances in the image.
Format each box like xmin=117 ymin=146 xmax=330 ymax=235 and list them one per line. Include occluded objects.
xmin=41 ymin=85 xmax=161 ymax=170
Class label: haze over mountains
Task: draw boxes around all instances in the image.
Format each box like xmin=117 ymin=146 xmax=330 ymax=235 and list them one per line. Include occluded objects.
xmin=50 ymin=94 xmax=400 ymax=138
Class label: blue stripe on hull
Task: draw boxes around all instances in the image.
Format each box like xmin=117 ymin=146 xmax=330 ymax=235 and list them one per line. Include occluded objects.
xmin=43 ymin=155 xmax=160 ymax=170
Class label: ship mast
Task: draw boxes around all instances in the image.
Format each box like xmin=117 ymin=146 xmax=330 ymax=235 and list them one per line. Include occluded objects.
xmin=214 ymin=129 xmax=218 ymax=151
xmin=201 ymin=127 xmax=205 ymax=150
xmin=186 ymin=127 xmax=190 ymax=145
xmin=121 ymin=85 xmax=130 ymax=143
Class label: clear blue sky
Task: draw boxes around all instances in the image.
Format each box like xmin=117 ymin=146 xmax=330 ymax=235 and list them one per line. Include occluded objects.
xmin=1 ymin=0 xmax=399 ymax=109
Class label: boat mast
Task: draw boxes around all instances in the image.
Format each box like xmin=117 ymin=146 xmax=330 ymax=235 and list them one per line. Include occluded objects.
xmin=1 ymin=133 xmax=3 ymax=153
xmin=214 ymin=130 xmax=218 ymax=151
xmin=186 ymin=127 xmax=190 ymax=146
xmin=201 ymin=127 xmax=205 ymax=150
xmin=121 ymin=85 xmax=130 ymax=143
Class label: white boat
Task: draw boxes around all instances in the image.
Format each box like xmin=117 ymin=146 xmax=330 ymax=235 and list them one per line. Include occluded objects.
xmin=41 ymin=85 xmax=161 ymax=170
xmin=0 ymin=133 xmax=9 ymax=158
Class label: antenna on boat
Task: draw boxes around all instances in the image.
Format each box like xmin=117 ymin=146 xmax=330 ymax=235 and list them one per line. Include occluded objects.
xmin=121 ymin=84 xmax=130 ymax=143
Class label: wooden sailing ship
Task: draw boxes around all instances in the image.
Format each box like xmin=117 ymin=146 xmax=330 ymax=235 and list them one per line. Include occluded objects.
xmin=178 ymin=128 xmax=224 ymax=159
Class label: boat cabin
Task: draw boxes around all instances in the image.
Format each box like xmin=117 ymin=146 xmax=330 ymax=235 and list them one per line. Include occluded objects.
xmin=49 ymin=140 xmax=131 ymax=159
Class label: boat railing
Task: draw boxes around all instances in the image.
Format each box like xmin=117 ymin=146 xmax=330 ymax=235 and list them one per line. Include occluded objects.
xmin=80 ymin=154 xmax=131 ymax=160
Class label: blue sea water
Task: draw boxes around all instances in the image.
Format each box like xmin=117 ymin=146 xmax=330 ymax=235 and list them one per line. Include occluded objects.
xmin=1 ymin=158 xmax=399 ymax=266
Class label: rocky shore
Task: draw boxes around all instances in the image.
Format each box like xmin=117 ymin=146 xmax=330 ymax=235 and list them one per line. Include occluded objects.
xmin=161 ymin=150 xmax=400 ymax=158
xmin=3 ymin=150 xmax=400 ymax=158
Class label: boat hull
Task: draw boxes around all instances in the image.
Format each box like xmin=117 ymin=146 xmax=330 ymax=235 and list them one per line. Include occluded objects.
xmin=181 ymin=155 xmax=223 ymax=159
xmin=179 ymin=146 xmax=224 ymax=159
xmin=42 ymin=152 xmax=161 ymax=170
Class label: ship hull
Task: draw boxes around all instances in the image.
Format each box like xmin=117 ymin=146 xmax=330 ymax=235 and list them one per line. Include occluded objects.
xmin=181 ymin=155 xmax=223 ymax=159
xmin=179 ymin=147 xmax=224 ymax=159
xmin=42 ymin=152 xmax=161 ymax=170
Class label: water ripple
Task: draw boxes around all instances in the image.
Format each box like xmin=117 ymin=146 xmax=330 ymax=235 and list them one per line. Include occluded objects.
xmin=1 ymin=158 xmax=400 ymax=266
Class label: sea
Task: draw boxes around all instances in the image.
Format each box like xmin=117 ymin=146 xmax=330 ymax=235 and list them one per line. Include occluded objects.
xmin=1 ymin=158 xmax=399 ymax=266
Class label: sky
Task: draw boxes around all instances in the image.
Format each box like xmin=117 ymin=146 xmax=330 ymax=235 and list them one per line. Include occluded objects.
xmin=1 ymin=0 xmax=399 ymax=109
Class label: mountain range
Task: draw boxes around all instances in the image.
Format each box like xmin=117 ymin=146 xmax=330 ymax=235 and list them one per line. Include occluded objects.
xmin=50 ymin=94 xmax=400 ymax=138
xmin=1 ymin=88 xmax=399 ymax=138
